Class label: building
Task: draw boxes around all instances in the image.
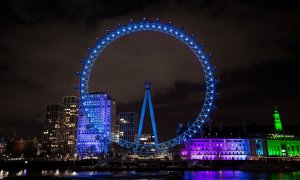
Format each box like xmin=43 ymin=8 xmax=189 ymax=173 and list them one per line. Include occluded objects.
xmin=119 ymin=112 xmax=138 ymax=142
xmin=273 ymin=108 xmax=283 ymax=132
xmin=62 ymin=96 xmax=79 ymax=155
xmin=179 ymin=120 xmax=252 ymax=160
xmin=6 ymin=137 xmax=39 ymax=158
xmin=180 ymin=108 xmax=300 ymax=160
xmin=249 ymin=138 xmax=268 ymax=157
xmin=140 ymin=134 xmax=155 ymax=145
xmin=76 ymin=92 xmax=116 ymax=157
xmin=266 ymin=108 xmax=300 ymax=157
xmin=181 ymin=138 xmax=250 ymax=160
xmin=42 ymin=103 xmax=66 ymax=156
xmin=0 ymin=137 xmax=7 ymax=155
xmin=110 ymin=101 xmax=117 ymax=142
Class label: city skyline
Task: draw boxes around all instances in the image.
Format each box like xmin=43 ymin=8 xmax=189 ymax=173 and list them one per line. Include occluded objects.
xmin=1 ymin=0 xmax=299 ymax=140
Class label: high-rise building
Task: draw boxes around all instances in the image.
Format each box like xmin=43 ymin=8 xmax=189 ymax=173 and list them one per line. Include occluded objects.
xmin=119 ymin=112 xmax=138 ymax=142
xmin=62 ymin=96 xmax=79 ymax=155
xmin=110 ymin=101 xmax=117 ymax=142
xmin=76 ymin=92 xmax=116 ymax=157
xmin=42 ymin=104 xmax=66 ymax=156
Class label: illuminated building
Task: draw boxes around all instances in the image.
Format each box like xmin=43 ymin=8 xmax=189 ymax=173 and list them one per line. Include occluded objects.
xmin=119 ymin=112 xmax=138 ymax=142
xmin=76 ymin=92 xmax=116 ymax=157
xmin=181 ymin=107 xmax=300 ymax=159
xmin=273 ymin=107 xmax=283 ymax=132
xmin=249 ymin=138 xmax=267 ymax=157
xmin=62 ymin=96 xmax=79 ymax=155
xmin=140 ymin=134 xmax=155 ymax=145
xmin=42 ymin=104 xmax=66 ymax=155
xmin=110 ymin=101 xmax=117 ymax=142
xmin=182 ymin=138 xmax=250 ymax=160
xmin=266 ymin=108 xmax=300 ymax=157
xmin=180 ymin=123 xmax=251 ymax=160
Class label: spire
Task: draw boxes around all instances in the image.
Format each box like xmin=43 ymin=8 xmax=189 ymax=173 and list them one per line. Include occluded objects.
xmin=273 ymin=106 xmax=283 ymax=132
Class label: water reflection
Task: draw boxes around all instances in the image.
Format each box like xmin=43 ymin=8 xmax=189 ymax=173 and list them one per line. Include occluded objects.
xmin=2 ymin=169 xmax=300 ymax=179
xmin=183 ymin=170 xmax=300 ymax=180
xmin=0 ymin=170 xmax=9 ymax=179
xmin=15 ymin=169 xmax=27 ymax=176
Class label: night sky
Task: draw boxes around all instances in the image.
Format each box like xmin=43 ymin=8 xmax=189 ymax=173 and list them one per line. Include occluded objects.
xmin=0 ymin=0 xmax=299 ymax=141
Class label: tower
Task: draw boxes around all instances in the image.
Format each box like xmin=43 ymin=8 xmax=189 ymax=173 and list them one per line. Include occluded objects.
xmin=62 ymin=96 xmax=79 ymax=155
xmin=42 ymin=104 xmax=66 ymax=156
xmin=273 ymin=107 xmax=283 ymax=132
xmin=136 ymin=81 xmax=159 ymax=150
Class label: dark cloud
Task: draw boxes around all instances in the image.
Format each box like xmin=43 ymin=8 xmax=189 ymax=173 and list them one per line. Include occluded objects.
xmin=0 ymin=0 xmax=160 ymax=26
xmin=0 ymin=0 xmax=299 ymax=140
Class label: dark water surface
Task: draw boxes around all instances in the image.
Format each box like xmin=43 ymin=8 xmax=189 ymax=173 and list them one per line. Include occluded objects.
xmin=1 ymin=169 xmax=300 ymax=179
xmin=184 ymin=170 xmax=300 ymax=179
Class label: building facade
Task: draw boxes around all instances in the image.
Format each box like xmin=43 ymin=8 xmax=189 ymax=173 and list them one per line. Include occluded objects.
xmin=76 ymin=93 xmax=116 ymax=157
xmin=62 ymin=96 xmax=79 ymax=156
xmin=6 ymin=137 xmax=39 ymax=157
xmin=267 ymin=138 xmax=300 ymax=157
xmin=249 ymin=138 xmax=268 ymax=157
xmin=266 ymin=108 xmax=300 ymax=157
xmin=119 ymin=112 xmax=138 ymax=142
xmin=181 ymin=138 xmax=250 ymax=160
xmin=180 ymin=108 xmax=300 ymax=160
xmin=42 ymin=104 xmax=66 ymax=156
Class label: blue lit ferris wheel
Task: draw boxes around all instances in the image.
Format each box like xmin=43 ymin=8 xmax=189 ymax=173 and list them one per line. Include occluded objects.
xmin=78 ymin=18 xmax=215 ymax=152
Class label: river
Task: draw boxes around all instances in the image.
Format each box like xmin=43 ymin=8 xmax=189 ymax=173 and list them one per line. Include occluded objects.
xmin=1 ymin=169 xmax=300 ymax=179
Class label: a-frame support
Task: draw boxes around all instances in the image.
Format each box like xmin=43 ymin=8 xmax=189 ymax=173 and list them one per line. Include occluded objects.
xmin=136 ymin=81 xmax=159 ymax=150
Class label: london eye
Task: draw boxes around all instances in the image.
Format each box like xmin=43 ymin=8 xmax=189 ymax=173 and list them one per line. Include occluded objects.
xmin=78 ymin=18 xmax=215 ymax=153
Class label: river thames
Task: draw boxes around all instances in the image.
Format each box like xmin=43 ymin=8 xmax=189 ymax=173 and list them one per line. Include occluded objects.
xmin=1 ymin=170 xmax=300 ymax=179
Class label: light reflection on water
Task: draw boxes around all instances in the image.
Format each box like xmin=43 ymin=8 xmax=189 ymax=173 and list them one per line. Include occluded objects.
xmin=2 ymin=169 xmax=300 ymax=179
xmin=183 ymin=170 xmax=300 ymax=180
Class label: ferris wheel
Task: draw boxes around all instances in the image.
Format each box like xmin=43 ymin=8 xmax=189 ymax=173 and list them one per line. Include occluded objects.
xmin=78 ymin=18 xmax=216 ymax=152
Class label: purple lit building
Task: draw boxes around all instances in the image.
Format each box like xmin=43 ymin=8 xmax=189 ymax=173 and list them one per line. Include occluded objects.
xmin=181 ymin=138 xmax=250 ymax=160
xmin=76 ymin=92 xmax=116 ymax=157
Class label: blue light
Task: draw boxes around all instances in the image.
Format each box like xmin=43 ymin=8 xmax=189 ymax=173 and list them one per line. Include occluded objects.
xmin=78 ymin=20 xmax=215 ymax=152
xmin=76 ymin=94 xmax=113 ymax=156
